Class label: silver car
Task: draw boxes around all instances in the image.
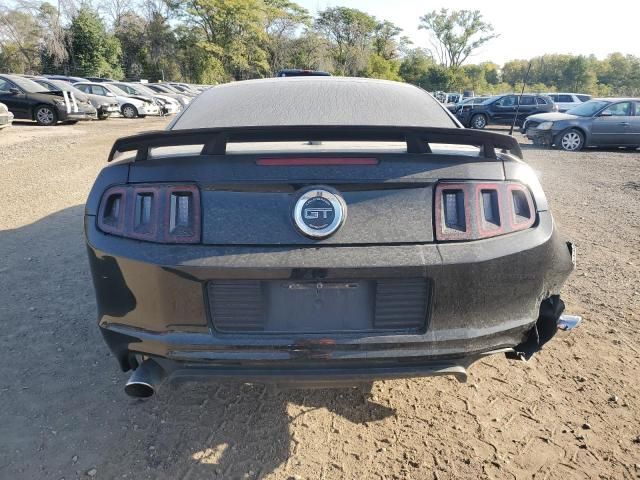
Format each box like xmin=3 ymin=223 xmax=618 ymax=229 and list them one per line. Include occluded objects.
xmin=0 ymin=102 xmax=13 ymax=130
xmin=524 ymin=98 xmax=640 ymax=151
xmin=545 ymin=93 xmax=592 ymax=112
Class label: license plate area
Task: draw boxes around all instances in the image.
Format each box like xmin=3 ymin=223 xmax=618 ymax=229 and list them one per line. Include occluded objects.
xmin=207 ymin=278 xmax=430 ymax=334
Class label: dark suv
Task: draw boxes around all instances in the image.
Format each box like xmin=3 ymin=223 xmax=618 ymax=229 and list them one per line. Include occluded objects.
xmin=456 ymin=94 xmax=556 ymax=129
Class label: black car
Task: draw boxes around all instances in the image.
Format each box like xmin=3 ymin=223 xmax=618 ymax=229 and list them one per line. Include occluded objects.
xmin=0 ymin=74 xmax=97 ymax=126
xmin=457 ymin=94 xmax=556 ymax=129
xmin=524 ymin=98 xmax=640 ymax=151
xmin=277 ymin=69 xmax=331 ymax=77
xmin=85 ymin=77 xmax=579 ymax=398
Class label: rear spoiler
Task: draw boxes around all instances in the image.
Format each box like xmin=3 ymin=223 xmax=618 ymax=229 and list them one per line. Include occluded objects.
xmin=107 ymin=125 xmax=523 ymax=162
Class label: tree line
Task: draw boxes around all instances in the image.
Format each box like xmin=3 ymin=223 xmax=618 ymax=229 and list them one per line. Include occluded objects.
xmin=1 ymin=0 xmax=639 ymax=96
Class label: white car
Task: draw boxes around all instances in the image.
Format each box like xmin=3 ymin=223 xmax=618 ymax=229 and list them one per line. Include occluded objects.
xmin=74 ymin=82 xmax=160 ymax=118
xmin=545 ymin=93 xmax=592 ymax=113
xmin=108 ymin=82 xmax=182 ymax=115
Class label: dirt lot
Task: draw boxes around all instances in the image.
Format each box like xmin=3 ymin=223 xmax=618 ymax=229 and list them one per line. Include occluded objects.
xmin=0 ymin=118 xmax=639 ymax=480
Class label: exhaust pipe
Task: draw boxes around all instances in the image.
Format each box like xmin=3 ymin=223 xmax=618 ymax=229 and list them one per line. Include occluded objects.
xmin=125 ymin=359 xmax=166 ymax=398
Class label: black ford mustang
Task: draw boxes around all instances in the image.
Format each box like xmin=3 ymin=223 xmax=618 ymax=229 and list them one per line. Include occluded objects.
xmin=85 ymin=77 xmax=580 ymax=398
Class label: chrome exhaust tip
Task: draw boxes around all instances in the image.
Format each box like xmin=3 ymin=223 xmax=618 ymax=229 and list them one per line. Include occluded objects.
xmin=557 ymin=314 xmax=583 ymax=331
xmin=124 ymin=359 xmax=166 ymax=398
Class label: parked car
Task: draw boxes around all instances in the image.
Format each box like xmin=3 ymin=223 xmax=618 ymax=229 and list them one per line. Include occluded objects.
xmin=143 ymin=83 xmax=192 ymax=107
xmin=45 ymin=74 xmax=89 ymax=84
xmin=33 ymin=77 xmax=119 ymax=120
xmin=167 ymin=83 xmax=200 ymax=96
xmin=0 ymin=102 xmax=13 ymax=130
xmin=107 ymin=82 xmax=181 ymax=115
xmin=74 ymin=82 xmax=160 ymax=118
xmin=277 ymin=69 xmax=331 ymax=77
xmin=457 ymin=93 xmax=556 ymax=129
xmin=446 ymin=92 xmax=461 ymax=104
xmin=0 ymin=74 xmax=96 ymax=126
xmin=545 ymin=93 xmax=592 ymax=112
xmin=446 ymin=96 xmax=489 ymax=114
xmin=84 ymin=77 xmax=115 ymax=83
xmin=524 ymin=98 xmax=640 ymax=151
xmin=85 ymin=77 xmax=579 ymax=398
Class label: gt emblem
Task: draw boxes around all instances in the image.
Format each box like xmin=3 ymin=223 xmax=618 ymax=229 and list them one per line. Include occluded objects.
xmin=293 ymin=188 xmax=346 ymax=239
xmin=304 ymin=207 xmax=332 ymax=220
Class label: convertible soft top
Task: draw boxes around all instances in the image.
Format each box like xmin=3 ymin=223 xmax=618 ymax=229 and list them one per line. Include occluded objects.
xmin=169 ymin=77 xmax=460 ymax=130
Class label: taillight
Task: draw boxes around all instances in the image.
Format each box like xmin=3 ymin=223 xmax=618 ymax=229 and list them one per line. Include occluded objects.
xmin=97 ymin=184 xmax=200 ymax=243
xmin=435 ymin=181 xmax=535 ymax=241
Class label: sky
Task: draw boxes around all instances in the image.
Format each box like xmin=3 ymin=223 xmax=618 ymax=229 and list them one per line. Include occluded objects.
xmin=296 ymin=0 xmax=640 ymax=65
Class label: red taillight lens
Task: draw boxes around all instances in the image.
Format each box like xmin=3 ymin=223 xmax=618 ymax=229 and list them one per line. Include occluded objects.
xmin=435 ymin=181 xmax=535 ymax=241
xmin=97 ymin=184 xmax=200 ymax=243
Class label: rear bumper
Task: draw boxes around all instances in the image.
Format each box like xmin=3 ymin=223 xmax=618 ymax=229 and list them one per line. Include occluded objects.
xmin=86 ymin=211 xmax=575 ymax=378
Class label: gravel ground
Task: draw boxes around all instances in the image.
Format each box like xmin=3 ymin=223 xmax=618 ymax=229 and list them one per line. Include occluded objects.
xmin=0 ymin=118 xmax=639 ymax=480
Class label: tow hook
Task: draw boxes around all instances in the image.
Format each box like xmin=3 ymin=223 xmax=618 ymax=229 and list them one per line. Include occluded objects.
xmin=506 ymin=295 xmax=582 ymax=361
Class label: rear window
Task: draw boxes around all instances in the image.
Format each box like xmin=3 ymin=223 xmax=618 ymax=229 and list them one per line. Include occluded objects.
xmin=577 ymin=95 xmax=592 ymax=102
xmin=536 ymin=97 xmax=548 ymax=105
xmin=558 ymin=94 xmax=574 ymax=103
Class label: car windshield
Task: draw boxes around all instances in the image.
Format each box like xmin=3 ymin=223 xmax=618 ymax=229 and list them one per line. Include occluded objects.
xmin=130 ymin=84 xmax=156 ymax=96
xmin=48 ymin=80 xmax=86 ymax=96
xmin=8 ymin=76 xmax=50 ymax=93
xmin=149 ymin=84 xmax=170 ymax=93
xmin=105 ymin=84 xmax=129 ymax=96
xmin=567 ymin=100 xmax=610 ymax=117
xmin=482 ymin=96 xmax=500 ymax=105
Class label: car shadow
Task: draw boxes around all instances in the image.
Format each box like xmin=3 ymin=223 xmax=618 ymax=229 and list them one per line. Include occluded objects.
xmin=0 ymin=205 xmax=396 ymax=480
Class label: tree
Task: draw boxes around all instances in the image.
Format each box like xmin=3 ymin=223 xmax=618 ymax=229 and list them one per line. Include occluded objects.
xmin=171 ymin=0 xmax=270 ymax=80
xmin=286 ymin=31 xmax=329 ymax=71
xmin=263 ymin=0 xmax=311 ymax=74
xmin=0 ymin=8 xmax=41 ymax=73
xmin=114 ymin=12 xmax=147 ymax=78
xmin=372 ymin=20 xmax=402 ymax=61
xmin=37 ymin=2 xmax=68 ymax=73
xmin=68 ymin=7 xmax=123 ymax=78
xmin=314 ymin=7 xmax=377 ymax=76
xmin=399 ymin=48 xmax=434 ymax=86
xmin=418 ymin=9 xmax=497 ymax=69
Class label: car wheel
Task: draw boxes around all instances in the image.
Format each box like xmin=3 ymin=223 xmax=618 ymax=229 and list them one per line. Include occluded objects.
xmin=122 ymin=104 xmax=138 ymax=118
xmin=35 ymin=105 xmax=57 ymax=126
xmin=138 ymin=114 xmax=146 ymax=119
xmin=98 ymin=114 xmax=109 ymax=120
xmin=558 ymin=129 xmax=584 ymax=151
xmin=470 ymin=114 xmax=487 ymax=129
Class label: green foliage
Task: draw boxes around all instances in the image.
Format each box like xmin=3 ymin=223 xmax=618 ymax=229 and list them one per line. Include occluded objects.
xmin=364 ymin=53 xmax=400 ymax=81
xmin=0 ymin=9 xmax=41 ymax=73
xmin=314 ymin=7 xmax=379 ymax=76
xmin=68 ymin=7 xmax=123 ymax=78
xmin=0 ymin=2 xmax=639 ymax=95
xmin=173 ymin=0 xmax=270 ymax=80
